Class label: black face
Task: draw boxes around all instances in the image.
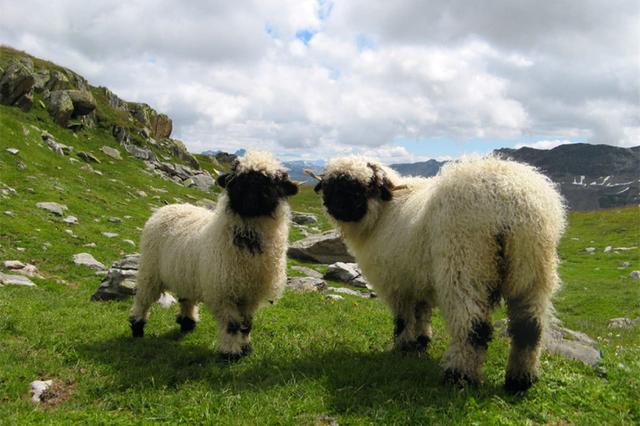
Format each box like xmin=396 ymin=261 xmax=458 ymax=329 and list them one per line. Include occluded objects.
xmin=320 ymin=175 xmax=370 ymax=222
xmin=217 ymin=171 xmax=298 ymax=218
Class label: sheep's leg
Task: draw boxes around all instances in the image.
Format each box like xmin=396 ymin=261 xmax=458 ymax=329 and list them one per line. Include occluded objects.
xmin=176 ymin=298 xmax=199 ymax=333
xmin=390 ymin=298 xmax=420 ymax=351
xmin=502 ymin=232 xmax=559 ymax=393
xmin=129 ymin=269 xmax=162 ymax=338
xmin=439 ymin=290 xmax=494 ymax=386
xmin=413 ymin=301 xmax=434 ymax=351
xmin=214 ymin=304 xmax=253 ymax=361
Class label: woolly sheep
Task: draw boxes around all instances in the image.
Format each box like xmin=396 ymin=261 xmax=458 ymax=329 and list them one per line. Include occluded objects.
xmin=312 ymin=155 xmax=565 ymax=392
xmin=129 ymin=151 xmax=299 ymax=360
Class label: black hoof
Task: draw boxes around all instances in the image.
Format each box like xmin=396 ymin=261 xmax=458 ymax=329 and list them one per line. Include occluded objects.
xmin=395 ymin=335 xmax=431 ymax=353
xmin=176 ymin=315 xmax=196 ymax=333
xmin=217 ymin=351 xmax=244 ymax=363
xmin=130 ymin=319 xmax=146 ymax=338
xmin=443 ymin=369 xmax=478 ymax=387
xmin=241 ymin=344 xmax=253 ymax=356
xmin=504 ymin=373 xmax=537 ymax=394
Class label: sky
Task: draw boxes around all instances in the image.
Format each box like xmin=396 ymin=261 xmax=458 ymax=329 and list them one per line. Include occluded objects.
xmin=0 ymin=0 xmax=638 ymax=163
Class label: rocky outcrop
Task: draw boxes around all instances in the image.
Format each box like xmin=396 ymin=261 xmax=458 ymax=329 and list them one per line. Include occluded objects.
xmin=324 ymin=262 xmax=369 ymax=288
xmin=160 ymin=138 xmax=199 ymax=169
xmin=47 ymin=90 xmax=74 ymax=126
xmin=36 ymin=202 xmax=68 ymax=216
xmin=66 ymin=89 xmax=96 ymax=116
xmin=0 ymin=57 xmax=35 ymax=111
xmin=72 ymin=253 xmax=105 ymax=270
xmin=288 ymin=231 xmax=355 ymax=264
xmin=130 ymin=103 xmax=173 ymax=139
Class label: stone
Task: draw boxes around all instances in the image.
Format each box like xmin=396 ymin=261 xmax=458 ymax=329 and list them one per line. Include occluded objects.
xmin=4 ymin=260 xmax=26 ymax=269
xmin=108 ymin=217 xmax=122 ymax=223
xmin=4 ymin=211 xmax=14 ymax=217
xmin=100 ymin=146 xmax=121 ymax=160
xmin=72 ymin=253 xmax=105 ymax=270
xmin=190 ymin=173 xmax=216 ymax=192
xmin=286 ymin=276 xmax=327 ymax=293
xmin=30 ymin=380 xmax=53 ymax=403
xmin=328 ymin=286 xmax=373 ymax=299
xmin=584 ymin=247 xmax=596 ymax=254
xmin=47 ymin=90 xmax=74 ymax=126
xmin=77 ymin=151 xmax=101 ymax=164
xmin=290 ymin=265 xmax=323 ymax=279
xmin=63 ymin=216 xmax=78 ymax=225
xmin=102 ymin=232 xmax=119 ymax=238
xmin=630 ymin=271 xmax=640 ymax=280
xmin=288 ymin=231 xmax=355 ymax=264
xmin=0 ymin=272 xmax=36 ymax=286
xmin=152 ymin=113 xmax=172 ymax=139
xmin=42 ymin=133 xmax=72 ymax=155
xmin=292 ymin=211 xmax=318 ymax=225
xmin=0 ymin=57 xmax=35 ymax=111
xmin=123 ymin=239 xmax=136 ymax=246
xmin=17 ymin=264 xmax=42 ymax=278
xmin=124 ymin=144 xmax=156 ymax=161
xmin=157 ymin=292 xmax=177 ymax=308
xmin=604 ymin=246 xmax=612 ymax=253
xmin=324 ymin=262 xmax=369 ymax=288
xmin=6 ymin=148 xmax=19 ymax=155
xmin=36 ymin=202 xmax=68 ymax=216
xmin=608 ymin=317 xmax=639 ymax=329
xmin=113 ymin=253 xmax=140 ymax=270
xmin=66 ymin=89 xmax=96 ymax=116
xmin=325 ymin=294 xmax=344 ymax=301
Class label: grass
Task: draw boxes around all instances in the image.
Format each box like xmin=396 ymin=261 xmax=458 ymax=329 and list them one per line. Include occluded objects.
xmin=1 ymin=64 xmax=640 ymax=423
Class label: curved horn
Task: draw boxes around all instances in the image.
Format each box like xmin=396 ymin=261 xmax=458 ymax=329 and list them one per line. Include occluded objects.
xmin=303 ymin=169 xmax=323 ymax=181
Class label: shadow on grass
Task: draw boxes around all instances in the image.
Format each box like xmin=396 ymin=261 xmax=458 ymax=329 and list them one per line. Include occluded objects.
xmin=77 ymin=331 xmax=509 ymax=416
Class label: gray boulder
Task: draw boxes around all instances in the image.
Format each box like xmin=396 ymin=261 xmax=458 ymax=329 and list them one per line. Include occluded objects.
xmin=286 ymin=276 xmax=327 ymax=293
xmin=290 ymin=265 xmax=323 ymax=279
xmin=72 ymin=253 xmax=105 ymax=270
xmin=36 ymin=202 xmax=68 ymax=216
xmin=47 ymin=90 xmax=74 ymax=126
xmin=66 ymin=89 xmax=96 ymax=116
xmin=124 ymin=144 xmax=156 ymax=161
xmin=324 ymin=262 xmax=369 ymax=288
xmin=288 ymin=231 xmax=355 ymax=264
xmin=190 ymin=173 xmax=216 ymax=192
xmin=0 ymin=57 xmax=35 ymax=111
xmin=100 ymin=146 xmax=122 ymax=160
xmin=630 ymin=270 xmax=640 ymax=280
xmin=77 ymin=151 xmax=101 ymax=163
xmin=327 ymin=286 xmax=374 ymax=299
xmin=0 ymin=272 xmax=36 ymax=287
xmin=292 ymin=211 xmax=318 ymax=225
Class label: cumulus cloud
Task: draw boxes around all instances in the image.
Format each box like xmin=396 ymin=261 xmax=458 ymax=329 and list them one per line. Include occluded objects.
xmin=0 ymin=0 xmax=637 ymax=161
xmin=515 ymin=140 xmax=574 ymax=150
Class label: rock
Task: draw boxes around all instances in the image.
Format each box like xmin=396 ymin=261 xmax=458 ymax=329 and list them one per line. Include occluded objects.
xmin=0 ymin=272 xmax=36 ymax=286
xmin=6 ymin=148 xmax=19 ymax=155
xmin=108 ymin=217 xmax=122 ymax=223
xmin=286 ymin=276 xmax=327 ymax=293
xmin=190 ymin=173 xmax=216 ymax=192
xmin=112 ymin=125 xmax=129 ymax=144
xmin=42 ymin=134 xmax=72 ymax=155
xmin=123 ymin=239 xmax=136 ymax=246
xmin=30 ymin=380 xmax=53 ymax=403
xmin=290 ymin=265 xmax=323 ymax=279
xmin=156 ymin=292 xmax=177 ymax=308
xmin=72 ymin=253 xmax=105 ymax=270
xmin=630 ymin=271 xmax=640 ymax=280
xmin=327 ymin=286 xmax=373 ymax=299
xmin=100 ymin=87 xmax=128 ymax=111
xmin=4 ymin=260 xmax=26 ymax=269
xmin=102 ymin=232 xmax=119 ymax=238
xmin=113 ymin=253 xmax=140 ymax=270
xmin=152 ymin=114 xmax=172 ymax=139
xmin=604 ymin=246 xmax=612 ymax=253
xmin=100 ymin=146 xmax=122 ymax=160
xmin=620 ymin=261 xmax=631 ymax=268
xmin=63 ymin=216 xmax=78 ymax=225
xmin=124 ymin=144 xmax=156 ymax=161
xmin=324 ymin=262 xmax=369 ymax=288
xmin=77 ymin=151 xmax=101 ymax=163
xmin=608 ymin=317 xmax=639 ymax=329
xmin=292 ymin=211 xmax=318 ymax=225
xmin=325 ymin=294 xmax=344 ymax=301
xmin=17 ymin=264 xmax=42 ymax=278
xmin=0 ymin=57 xmax=35 ymax=111
xmin=36 ymin=202 xmax=68 ymax=216
xmin=288 ymin=231 xmax=355 ymax=264
xmin=4 ymin=211 xmax=14 ymax=217
xmin=47 ymin=90 xmax=74 ymax=126
xmin=584 ymin=247 xmax=596 ymax=254
xmin=66 ymin=89 xmax=96 ymax=116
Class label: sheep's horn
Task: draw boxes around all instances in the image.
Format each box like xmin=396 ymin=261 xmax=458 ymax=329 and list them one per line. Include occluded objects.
xmin=292 ymin=180 xmax=305 ymax=186
xmin=391 ymin=184 xmax=408 ymax=191
xmin=303 ymin=169 xmax=323 ymax=181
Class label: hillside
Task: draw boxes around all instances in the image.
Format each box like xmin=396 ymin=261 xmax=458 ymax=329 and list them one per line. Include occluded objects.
xmin=1 ymin=48 xmax=639 ymax=424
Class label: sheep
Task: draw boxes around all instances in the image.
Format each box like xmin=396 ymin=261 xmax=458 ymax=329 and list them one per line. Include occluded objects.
xmin=310 ymin=155 xmax=566 ymax=392
xmin=129 ymin=151 xmax=299 ymax=360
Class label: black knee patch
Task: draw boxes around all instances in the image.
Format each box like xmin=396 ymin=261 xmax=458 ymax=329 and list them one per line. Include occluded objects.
xmin=443 ymin=369 xmax=478 ymax=387
xmin=130 ymin=319 xmax=146 ymax=338
xmin=226 ymin=320 xmax=241 ymax=335
xmin=504 ymin=372 xmax=537 ymax=394
xmin=489 ymin=287 xmax=501 ymax=307
xmin=416 ymin=335 xmax=431 ymax=351
xmin=509 ymin=317 xmax=541 ymax=350
xmin=394 ymin=317 xmax=406 ymax=337
xmin=468 ymin=319 xmax=493 ymax=350
xmin=240 ymin=318 xmax=252 ymax=336
xmin=176 ymin=316 xmax=196 ymax=333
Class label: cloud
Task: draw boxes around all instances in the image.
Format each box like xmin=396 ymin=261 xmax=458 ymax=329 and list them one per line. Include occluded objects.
xmin=515 ymin=140 xmax=574 ymax=150
xmin=0 ymin=0 xmax=637 ymax=160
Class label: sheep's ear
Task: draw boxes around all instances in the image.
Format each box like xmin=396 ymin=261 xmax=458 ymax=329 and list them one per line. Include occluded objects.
xmin=314 ymin=182 xmax=323 ymax=193
xmin=280 ymin=180 xmax=299 ymax=197
xmin=380 ymin=185 xmax=392 ymax=201
xmin=217 ymin=173 xmax=230 ymax=188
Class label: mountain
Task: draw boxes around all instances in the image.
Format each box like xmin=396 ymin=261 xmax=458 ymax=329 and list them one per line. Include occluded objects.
xmin=495 ymin=144 xmax=640 ymax=210
xmin=390 ymin=159 xmax=445 ymax=178
xmin=282 ymin=159 xmax=325 ymax=182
